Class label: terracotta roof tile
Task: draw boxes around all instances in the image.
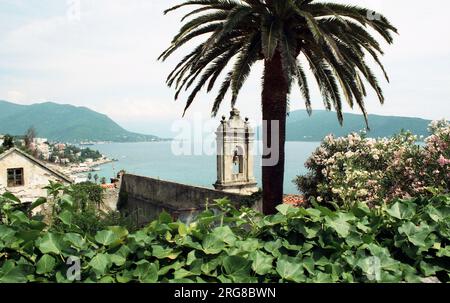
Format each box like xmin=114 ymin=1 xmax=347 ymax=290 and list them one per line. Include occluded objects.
xmin=283 ymin=195 xmax=305 ymax=206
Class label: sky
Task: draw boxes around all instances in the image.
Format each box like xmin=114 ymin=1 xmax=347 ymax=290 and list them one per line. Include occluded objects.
xmin=0 ymin=0 xmax=449 ymax=137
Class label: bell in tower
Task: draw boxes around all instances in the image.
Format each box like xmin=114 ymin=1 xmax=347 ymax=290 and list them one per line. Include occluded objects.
xmin=213 ymin=108 xmax=258 ymax=195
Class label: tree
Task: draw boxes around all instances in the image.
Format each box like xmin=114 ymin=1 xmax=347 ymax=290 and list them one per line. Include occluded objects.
xmin=93 ymin=174 xmax=99 ymax=184
xmin=160 ymin=0 xmax=397 ymax=214
xmin=100 ymin=177 xmax=107 ymax=185
xmin=2 ymin=134 xmax=14 ymax=150
xmin=24 ymin=127 xmax=37 ymax=149
xmin=87 ymin=173 xmax=92 ymax=182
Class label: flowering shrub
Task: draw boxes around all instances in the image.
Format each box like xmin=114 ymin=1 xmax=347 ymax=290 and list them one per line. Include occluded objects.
xmin=296 ymin=120 xmax=450 ymax=208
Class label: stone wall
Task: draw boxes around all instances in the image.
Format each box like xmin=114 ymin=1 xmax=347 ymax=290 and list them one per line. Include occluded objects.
xmin=103 ymin=187 xmax=120 ymax=211
xmin=118 ymin=174 xmax=262 ymax=226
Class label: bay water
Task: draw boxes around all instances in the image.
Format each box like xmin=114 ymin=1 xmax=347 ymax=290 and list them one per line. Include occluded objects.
xmin=90 ymin=141 xmax=320 ymax=194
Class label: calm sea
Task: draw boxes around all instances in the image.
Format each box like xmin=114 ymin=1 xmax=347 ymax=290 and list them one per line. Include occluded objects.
xmin=89 ymin=141 xmax=320 ymax=194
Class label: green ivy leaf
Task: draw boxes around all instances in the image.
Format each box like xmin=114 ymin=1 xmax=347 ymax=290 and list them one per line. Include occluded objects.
xmin=186 ymin=250 xmax=197 ymax=266
xmin=95 ymin=230 xmax=120 ymax=246
xmin=109 ymin=254 xmax=126 ymax=267
xmin=314 ymin=272 xmax=334 ymax=283
xmin=129 ymin=230 xmax=154 ymax=246
xmin=201 ymin=257 xmax=222 ymax=275
xmin=151 ymin=245 xmax=180 ymax=260
xmin=386 ymin=201 xmax=416 ymax=220
xmin=325 ymin=214 xmax=351 ymax=238
xmin=174 ymin=268 xmax=195 ymax=280
xmin=297 ymin=224 xmax=320 ymax=239
xmin=36 ymin=254 xmax=56 ymax=275
xmin=202 ymin=234 xmax=225 ymax=255
xmin=236 ymin=239 xmax=261 ymax=252
xmin=211 ymin=226 xmax=236 ymax=245
xmin=108 ymin=226 xmax=129 ymax=239
xmin=276 ymin=255 xmax=305 ymax=282
xmin=0 ymin=260 xmax=27 ymax=283
xmin=250 ymin=251 xmax=273 ymax=275
xmin=158 ymin=261 xmax=184 ymax=276
xmin=419 ymin=261 xmax=440 ymax=277
xmin=223 ymin=255 xmax=251 ymax=275
xmin=426 ymin=206 xmax=447 ymax=223
xmin=178 ymin=223 xmax=188 ymax=237
xmin=345 ymin=232 xmax=364 ymax=247
xmin=89 ymin=253 xmax=111 ymax=275
xmin=37 ymin=233 xmax=63 ymax=255
xmin=116 ymin=269 xmax=134 ymax=283
xmin=63 ymin=233 xmax=86 ymax=249
xmin=436 ymin=247 xmax=450 ymax=257
xmin=276 ymin=204 xmax=298 ymax=216
xmin=264 ymin=239 xmax=283 ymax=257
xmin=179 ymin=236 xmax=203 ymax=250
xmin=398 ymin=222 xmax=432 ymax=247
xmin=58 ymin=210 xmax=73 ymax=225
xmin=302 ymin=257 xmax=315 ymax=275
xmin=99 ymin=275 xmax=115 ymax=283
xmin=134 ymin=260 xmax=158 ymax=283
xmin=0 ymin=225 xmax=15 ymax=241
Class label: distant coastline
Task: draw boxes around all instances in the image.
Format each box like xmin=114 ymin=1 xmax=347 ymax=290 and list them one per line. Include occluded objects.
xmin=75 ymin=138 xmax=173 ymax=145
xmin=50 ymin=156 xmax=117 ymax=182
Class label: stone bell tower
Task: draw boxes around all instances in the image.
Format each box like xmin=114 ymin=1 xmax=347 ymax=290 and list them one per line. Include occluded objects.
xmin=214 ymin=108 xmax=258 ymax=195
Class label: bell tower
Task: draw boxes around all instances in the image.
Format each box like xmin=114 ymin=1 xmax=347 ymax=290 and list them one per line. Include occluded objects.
xmin=214 ymin=108 xmax=258 ymax=195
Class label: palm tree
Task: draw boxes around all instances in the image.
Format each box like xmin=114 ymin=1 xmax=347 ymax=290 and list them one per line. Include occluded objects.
xmin=160 ymin=0 xmax=397 ymax=214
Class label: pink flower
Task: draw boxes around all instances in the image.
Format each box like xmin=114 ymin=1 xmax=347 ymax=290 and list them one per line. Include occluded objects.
xmin=438 ymin=155 xmax=449 ymax=167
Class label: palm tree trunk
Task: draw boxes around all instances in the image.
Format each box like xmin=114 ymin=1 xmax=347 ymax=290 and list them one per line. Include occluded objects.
xmin=261 ymin=50 xmax=288 ymax=215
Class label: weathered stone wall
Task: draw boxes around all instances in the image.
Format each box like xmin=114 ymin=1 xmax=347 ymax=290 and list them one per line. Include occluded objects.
xmin=103 ymin=187 xmax=120 ymax=211
xmin=118 ymin=174 xmax=262 ymax=225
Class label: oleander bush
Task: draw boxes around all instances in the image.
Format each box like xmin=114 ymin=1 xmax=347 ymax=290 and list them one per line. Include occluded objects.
xmin=296 ymin=120 xmax=450 ymax=209
xmin=1 ymin=189 xmax=449 ymax=283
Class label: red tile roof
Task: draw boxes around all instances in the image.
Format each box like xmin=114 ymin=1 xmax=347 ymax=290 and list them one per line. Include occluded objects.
xmin=283 ymin=195 xmax=305 ymax=206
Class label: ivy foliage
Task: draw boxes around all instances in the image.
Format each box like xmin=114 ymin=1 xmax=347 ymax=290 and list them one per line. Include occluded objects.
xmin=0 ymin=191 xmax=449 ymax=283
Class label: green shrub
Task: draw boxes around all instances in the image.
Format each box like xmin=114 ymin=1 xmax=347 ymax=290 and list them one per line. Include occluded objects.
xmin=1 ymin=190 xmax=449 ymax=283
xmin=70 ymin=182 xmax=104 ymax=210
xmin=40 ymin=181 xmax=134 ymax=235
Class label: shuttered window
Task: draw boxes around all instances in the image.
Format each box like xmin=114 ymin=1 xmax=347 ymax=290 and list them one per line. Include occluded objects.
xmin=7 ymin=168 xmax=24 ymax=187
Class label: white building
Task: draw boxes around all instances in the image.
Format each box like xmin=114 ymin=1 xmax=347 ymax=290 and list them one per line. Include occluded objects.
xmin=0 ymin=148 xmax=72 ymax=203
xmin=33 ymin=138 xmax=48 ymax=145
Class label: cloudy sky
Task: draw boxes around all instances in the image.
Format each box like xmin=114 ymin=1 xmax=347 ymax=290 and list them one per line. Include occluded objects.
xmin=0 ymin=0 xmax=449 ymax=137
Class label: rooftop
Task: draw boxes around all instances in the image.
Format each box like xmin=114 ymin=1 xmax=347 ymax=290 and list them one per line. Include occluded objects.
xmin=283 ymin=195 xmax=305 ymax=206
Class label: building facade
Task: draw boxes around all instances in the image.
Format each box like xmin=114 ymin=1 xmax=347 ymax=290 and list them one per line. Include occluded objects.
xmin=0 ymin=148 xmax=72 ymax=203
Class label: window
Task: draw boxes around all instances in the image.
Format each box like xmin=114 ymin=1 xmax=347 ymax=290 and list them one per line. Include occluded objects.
xmin=232 ymin=147 xmax=244 ymax=175
xmin=7 ymin=168 xmax=24 ymax=187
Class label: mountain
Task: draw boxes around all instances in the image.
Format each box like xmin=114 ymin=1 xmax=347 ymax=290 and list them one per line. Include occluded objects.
xmin=258 ymin=110 xmax=432 ymax=142
xmin=0 ymin=100 xmax=161 ymax=143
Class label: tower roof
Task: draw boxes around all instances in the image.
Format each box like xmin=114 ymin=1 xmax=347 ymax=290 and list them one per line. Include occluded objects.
xmin=217 ymin=108 xmax=253 ymax=133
